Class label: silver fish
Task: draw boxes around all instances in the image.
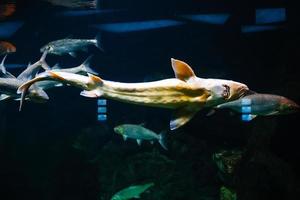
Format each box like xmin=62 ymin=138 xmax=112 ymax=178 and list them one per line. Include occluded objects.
xmin=211 ymin=93 xmax=300 ymax=120
xmin=40 ymin=37 xmax=101 ymax=57
xmin=0 ymin=77 xmax=48 ymax=102
xmin=114 ymin=124 xmax=167 ymax=150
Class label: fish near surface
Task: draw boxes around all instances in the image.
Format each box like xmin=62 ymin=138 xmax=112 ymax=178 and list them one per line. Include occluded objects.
xmin=40 ymin=38 xmax=101 ymax=57
xmin=114 ymin=124 xmax=167 ymax=150
xmin=111 ymin=183 xmax=154 ymax=200
xmin=18 ymin=58 xmax=249 ymax=130
xmin=212 ymin=93 xmax=300 ymax=120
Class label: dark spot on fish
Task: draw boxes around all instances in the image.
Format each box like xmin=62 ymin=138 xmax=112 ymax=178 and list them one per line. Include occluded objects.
xmin=222 ymin=84 xmax=230 ymax=99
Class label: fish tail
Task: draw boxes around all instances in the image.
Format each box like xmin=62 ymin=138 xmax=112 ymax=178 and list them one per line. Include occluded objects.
xmin=158 ymin=131 xmax=168 ymax=150
xmin=18 ymin=81 xmax=32 ymax=111
xmin=0 ymin=54 xmax=7 ymax=74
xmin=17 ymin=72 xmax=54 ymax=111
xmin=39 ymin=51 xmax=50 ymax=70
xmin=81 ymin=55 xmax=98 ymax=75
xmin=95 ymin=33 xmax=104 ymax=51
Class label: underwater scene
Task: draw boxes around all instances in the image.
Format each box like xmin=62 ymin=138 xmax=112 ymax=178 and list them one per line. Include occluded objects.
xmin=1 ymin=0 xmax=300 ymax=200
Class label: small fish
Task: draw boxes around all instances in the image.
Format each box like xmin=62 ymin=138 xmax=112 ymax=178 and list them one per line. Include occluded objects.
xmin=210 ymin=93 xmax=300 ymax=120
xmin=0 ymin=54 xmax=15 ymax=77
xmin=40 ymin=37 xmax=101 ymax=57
xmin=0 ymin=41 xmax=16 ymax=56
xmin=114 ymin=124 xmax=167 ymax=150
xmin=111 ymin=183 xmax=154 ymax=200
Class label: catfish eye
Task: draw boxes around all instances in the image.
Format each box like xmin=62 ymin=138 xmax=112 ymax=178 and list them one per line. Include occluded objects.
xmin=222 ymin=84 xmax=230 ymax=99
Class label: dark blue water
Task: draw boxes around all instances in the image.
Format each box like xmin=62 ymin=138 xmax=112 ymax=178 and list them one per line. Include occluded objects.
xmin=1 ymin=1 xmax=299 ymax=200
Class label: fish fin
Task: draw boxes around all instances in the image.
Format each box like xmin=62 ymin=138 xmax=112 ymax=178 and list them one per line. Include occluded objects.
xmin=47 ymin=71 xmax=66 ymax=81
xmin=95 ymin=33 xmax=104 ymax=51
xmin=69 ymin=52 xmax=77 ymax=57
xmin=158 ymin=131 xmax=168 ymax=150
xmin=123 ymin=135 xmax=128 ymax=141
xmin=0 ymin=94 xmax=11 ymax=101
xmin=18 ymin=84 xmax=29 ymax=111
xmin=39 ymin=51 xmax=50 ymax=70
xmin=170 ymin=106 xmax=201 ymax=130
xmin=1 ymin=71 xmax=16 ymax=78
xmin=81 ymin=55 xmax=98 ymax=75
xmin=206 ymin=109 xmax=216 ymax=116
xmin=244 ymin=90 xmax=257 ymax=96
xmin=171 ymin=58 xmax=196 ymax=82
xmin=0 ymin=54 xmax=7 ymax=74
xmin=52 ymin=63 xmax=61 ymax=70
xmin=88 ymin=73 xmax=103 ymax=85
xmin=265 ymin=111 xmax=280 ymax=116
xmin=80 ymin=89 xmax=103 ymax=98
xmin=136 ymin=139 xmax=142 ymax=146
xmin=17 ymin=75 xmax=50 ymax=111
xmin=54 ymin=83 xmax=63 ymax=87
xmin=241 ymin=114 xmax=257 ymax=121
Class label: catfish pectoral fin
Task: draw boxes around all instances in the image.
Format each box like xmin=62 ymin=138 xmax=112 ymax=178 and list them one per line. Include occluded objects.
xmin=170 ymin=105 xmax=202 ymax=130
xmin=80 ymin=89 xmax=103 ymax=98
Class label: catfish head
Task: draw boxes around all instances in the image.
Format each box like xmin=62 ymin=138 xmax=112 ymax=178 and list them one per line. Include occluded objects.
xmin=171 ymin=58 xmax=250 ymax=107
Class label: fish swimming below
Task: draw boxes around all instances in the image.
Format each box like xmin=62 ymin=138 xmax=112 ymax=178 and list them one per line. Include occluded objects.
xmin=114 ymin=124 xmax=167 ymax=150
xmin=0 ymin=41 xmax=16 ymax=56
xmin=209 ymin=93 xmax=300 ymax=121
xmin=110 ymin=183 xmax=154 ymax=200
xmin=17 ymin=58 xmax=250 ymax=130
xmin=40 ymin=37 xmax=101 ymax=57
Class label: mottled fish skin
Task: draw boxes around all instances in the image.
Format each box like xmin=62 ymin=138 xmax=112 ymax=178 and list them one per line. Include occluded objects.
xmin=216 ymin=94 xmax=300 ymax=115
xmin=40 ymin=39 xmax=97 ymax=56
xmin=111 ymin=183 xmax=154 ymax=200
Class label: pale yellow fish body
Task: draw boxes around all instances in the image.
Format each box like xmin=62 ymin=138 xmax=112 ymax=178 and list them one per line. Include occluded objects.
xmin=98 ymin=78 xmax=210 ymax=109
xmin=18 ymin=58 xmax=249 ymax=130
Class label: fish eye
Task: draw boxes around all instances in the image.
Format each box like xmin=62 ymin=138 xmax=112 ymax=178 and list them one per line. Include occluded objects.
xmin=222 ymin=84 xmax=230 ymax=99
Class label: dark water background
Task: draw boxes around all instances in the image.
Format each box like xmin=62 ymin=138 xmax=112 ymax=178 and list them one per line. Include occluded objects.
xmin=1 ymin=0 xmax=300 ymax=200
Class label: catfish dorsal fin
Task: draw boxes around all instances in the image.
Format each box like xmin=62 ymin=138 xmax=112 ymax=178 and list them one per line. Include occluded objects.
xmin=88 ymin=73 xmax=103 ymax=84
xmin=171 ymin=58 xmax=196 ymax=82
